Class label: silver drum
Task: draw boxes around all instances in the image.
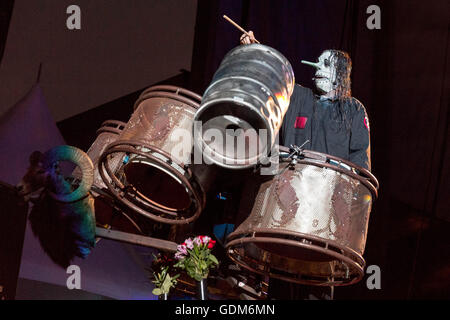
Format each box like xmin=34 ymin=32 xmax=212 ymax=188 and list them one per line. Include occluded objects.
xmin=194 ymin=44 xmax=295 ymax=169
xmin=226 ymin=148 xmax=379 ymax=286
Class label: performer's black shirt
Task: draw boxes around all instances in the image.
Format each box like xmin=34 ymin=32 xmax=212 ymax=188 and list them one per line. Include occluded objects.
xmin=280 ymin=84 xmax=371 ymax=170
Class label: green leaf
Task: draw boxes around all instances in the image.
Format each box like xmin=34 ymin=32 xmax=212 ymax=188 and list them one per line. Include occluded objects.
xmin=209 ymin=255 xmax=219 ymax=265
xmin=152 ymin=288 xmax=162 ymax=296
xmin=194 ymin=274 xmax=203 ymax=282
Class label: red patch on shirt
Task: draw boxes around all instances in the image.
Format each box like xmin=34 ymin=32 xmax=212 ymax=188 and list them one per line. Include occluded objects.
xmin=295 ymin=117 xmax=308 ymax=129
xmin=364 ymin=117 xmax=370 ymax=131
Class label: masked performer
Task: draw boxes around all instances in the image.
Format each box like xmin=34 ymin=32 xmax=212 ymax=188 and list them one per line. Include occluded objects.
xmin=241 ymin=32 xmax=371 ymax=171
xmin=240 ymin=32 xmax=372 ymax=300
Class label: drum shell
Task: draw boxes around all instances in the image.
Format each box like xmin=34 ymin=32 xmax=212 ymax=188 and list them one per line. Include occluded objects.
xmin=73 ymin=120 xmax=126 ymax=193
xmin=226 ymin=152 xmax=378 ymax=286
xmin=118 ymin=95 xmax=196 ymax=166
xmin=98 ymin=86 xmax=209 ymax=225
xmin=194 ymin=44 xmax=295 ymax=169
xmin=237 ymin=161 xmax=373 ymax=255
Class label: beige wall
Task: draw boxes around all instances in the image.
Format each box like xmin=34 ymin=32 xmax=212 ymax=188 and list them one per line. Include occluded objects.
xmin=0 ymin=0 xmax=197 ymax=121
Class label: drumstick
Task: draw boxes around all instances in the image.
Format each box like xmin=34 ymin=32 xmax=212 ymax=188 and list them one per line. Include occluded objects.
xmin=223 ymin=15 xmax=260 ymax=44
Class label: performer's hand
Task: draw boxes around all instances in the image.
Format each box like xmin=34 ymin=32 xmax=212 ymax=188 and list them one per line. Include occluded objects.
xmin=240 ymin=31 xmax=257 ymax=44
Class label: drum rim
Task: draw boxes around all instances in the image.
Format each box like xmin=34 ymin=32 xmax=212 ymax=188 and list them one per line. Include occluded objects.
xmin=96 ymin=120 xmax=127 ymax=136
xmin=134 ymin=85 xmax=202 ymax=111
xmin=194 ymin=96 xmax=273 ymax=169
xmin=226 ymin=227 xmax=365 ymax=286
xmin=228 ymin=44 xmax=295 ymax=87
xmin=277 ymin=146 xmax=379 ymax=197
xmin=98 ymin=139 xmax=205 ymax=225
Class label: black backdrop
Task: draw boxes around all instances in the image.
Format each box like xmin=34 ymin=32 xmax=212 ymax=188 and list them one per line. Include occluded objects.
xmin=1 ymin=0 xmax=449 ymax=299
xmin=189 ymin=0 xmax=450 ymax=299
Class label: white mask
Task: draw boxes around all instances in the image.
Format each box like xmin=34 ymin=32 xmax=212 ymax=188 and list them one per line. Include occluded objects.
xmin=301 ymin=50 xmax=337 ymax=96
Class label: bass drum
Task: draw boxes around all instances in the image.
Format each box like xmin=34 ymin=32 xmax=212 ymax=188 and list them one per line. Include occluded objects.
xmin=226 ymin=147 xmax=379 ymax=286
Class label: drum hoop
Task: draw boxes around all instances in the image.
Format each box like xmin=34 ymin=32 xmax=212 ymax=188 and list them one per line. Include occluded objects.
xmin=100 ymin=140 xmax=198 ymax=206
xmin=226 ymin=228 xmax=365 ymax=286
xmin=227 ymin=227 xmax=366 ymax=262
xmin=95 ymin=120 xmax=127 ymax=137
xmin=230 ymin=44 xmax=295 ymax=84
xmin=304 ymin=149 xmax=379 ymax=188
xmin=98 ymin=140 xmax=204 ymax=225
xmin=134 ymin=86 xmax=202 ymax=111
xmin=139 ymin=85 xmax=202 ymax=103
xmin=277 ymin=147 xmax=379 ymax=197
xmin=194 ymin=95 xmax=274 ymax=169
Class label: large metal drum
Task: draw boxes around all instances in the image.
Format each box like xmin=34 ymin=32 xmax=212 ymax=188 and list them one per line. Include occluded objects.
xmin=71 ymin=120 xmax=149 ymax=234
xmin=194 ymin=44 xmax=295 ymax=169
xmin=99 ymin=85 xmax=207 ymax=225
xmin=83 ymin=120 xmax=127 ymax=193
xmin=226 ymin=148 xmax=379 ymax=286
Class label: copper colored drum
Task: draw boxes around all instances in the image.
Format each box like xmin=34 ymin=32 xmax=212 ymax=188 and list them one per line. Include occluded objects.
xmin=71 ymin=120 xmax=147 ymax=234
xmin=226 ymin=148 xmax=379 ymax=286
xmin=84 ymin=120 xmax=126 ymax=193
xmin=99 ymin=85 xmax=206 ymax=225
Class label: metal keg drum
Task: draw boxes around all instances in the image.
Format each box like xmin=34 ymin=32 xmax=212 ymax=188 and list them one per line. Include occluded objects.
xmin=226 ymin=147 xmax=379 ymax=286
xmin=194 ymin=44 xmax=295 ymax=169
xmin=71 ymin=120 xmax=146 ymax=233
xmin=81 ymin=120 xmax=127 ymax=194
xmin=98 ymin=85 xmax=207 ymax=225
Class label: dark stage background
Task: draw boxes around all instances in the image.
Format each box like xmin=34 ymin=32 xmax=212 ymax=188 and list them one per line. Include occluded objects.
xmin=1 ymin=0 xmax=449 ymax=299
xmin=191 ymin=0 xmax=450 ymax=299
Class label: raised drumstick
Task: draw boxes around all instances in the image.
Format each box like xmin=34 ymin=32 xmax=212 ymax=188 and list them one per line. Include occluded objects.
xmin=223 ymin=15 xmax=260 ymax=44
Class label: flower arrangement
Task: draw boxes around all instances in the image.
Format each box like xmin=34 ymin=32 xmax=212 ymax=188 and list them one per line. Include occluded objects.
xmin=151 ymin=265 xmax=179 ymax=297
xmin=174 ymin=236 xmax=219 ymax=281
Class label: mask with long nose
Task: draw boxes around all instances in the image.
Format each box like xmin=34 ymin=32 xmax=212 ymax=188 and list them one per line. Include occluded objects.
xmin=301 ymin=50 xmax=337 ymax=95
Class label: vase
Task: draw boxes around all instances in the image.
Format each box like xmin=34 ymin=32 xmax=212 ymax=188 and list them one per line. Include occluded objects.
xmin=196 ymin=278 xmax=208 ymax=300
xmin=158 ymin=293 xmax=168 ymax=300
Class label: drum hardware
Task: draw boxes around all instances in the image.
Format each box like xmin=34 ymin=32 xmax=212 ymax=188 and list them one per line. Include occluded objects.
xmin=344 ymin=263 xmax=350 ymax=279
xmin=95 ymin=226 xmax=177 ymax=252
xmin=261 ymin=276 xmax=270 ymax=297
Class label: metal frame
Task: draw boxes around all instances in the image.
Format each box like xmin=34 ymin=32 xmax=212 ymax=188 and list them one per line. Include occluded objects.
xmin=95 ymin=226 xmax=177 ymax=252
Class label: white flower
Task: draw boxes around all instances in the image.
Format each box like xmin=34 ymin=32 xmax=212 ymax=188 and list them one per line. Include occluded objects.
xmin=185 ymin=238 xmax=194 ymax=249
xmin=177 ymin=244 xmax=187 ymax=255
xmin=193 ymin=237 xmax=202 ymax=246
xmin=201 ymin=236 xmax=211 ymax=244
xmin=175 ymin=252 xmax=185 ymax=260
